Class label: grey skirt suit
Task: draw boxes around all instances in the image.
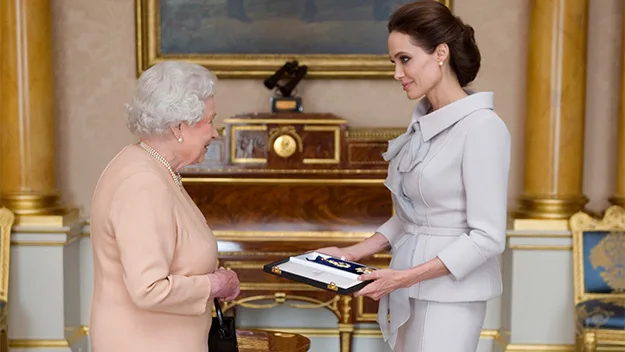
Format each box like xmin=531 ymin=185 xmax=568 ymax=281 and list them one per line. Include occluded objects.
xmin=376 ymin=91 xmax=511 ymax=351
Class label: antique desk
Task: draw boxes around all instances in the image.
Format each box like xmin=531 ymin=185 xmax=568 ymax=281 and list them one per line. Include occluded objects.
xmin=182 ymin=113 xmax=401 ymax=352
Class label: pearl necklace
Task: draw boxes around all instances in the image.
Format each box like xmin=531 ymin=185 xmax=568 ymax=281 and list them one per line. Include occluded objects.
xmin=138 ymin=142 xmax=183 ymax=189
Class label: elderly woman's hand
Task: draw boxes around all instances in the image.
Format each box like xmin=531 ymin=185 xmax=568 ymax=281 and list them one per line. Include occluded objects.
xmin=207 ymin=267 xmax=240 ymax=301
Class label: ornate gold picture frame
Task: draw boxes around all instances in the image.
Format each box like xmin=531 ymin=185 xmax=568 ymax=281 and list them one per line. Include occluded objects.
xmin=135 ymin=0 xmax=452 ymax=79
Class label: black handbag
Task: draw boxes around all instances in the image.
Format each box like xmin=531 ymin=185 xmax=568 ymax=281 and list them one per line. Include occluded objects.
xmin=208 ymin=298 xmax=238 ymax=352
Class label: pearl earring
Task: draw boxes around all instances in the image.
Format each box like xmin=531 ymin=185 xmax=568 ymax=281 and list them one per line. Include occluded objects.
xmin=178 ymin=137 xmax=183 ymax=143
xmin=438 ymin=61 xmax=444 ymax=66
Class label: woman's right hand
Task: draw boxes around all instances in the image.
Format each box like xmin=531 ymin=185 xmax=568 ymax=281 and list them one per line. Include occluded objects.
xmin=316 ymin=234 xmax=390 ymax=263
xmin=315 ymin=247 xmax=357 ymax=261
xmin=207 ymin=267 xmax=240 ymax=301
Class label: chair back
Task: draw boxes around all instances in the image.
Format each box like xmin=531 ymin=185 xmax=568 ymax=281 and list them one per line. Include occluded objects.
xmin=570 ymin=205 xmax=625 ymax=305
xmin=0 ymin=207 xmax=14 ymax=352
xmin=0 ymin=208 xmax=13 ymax=303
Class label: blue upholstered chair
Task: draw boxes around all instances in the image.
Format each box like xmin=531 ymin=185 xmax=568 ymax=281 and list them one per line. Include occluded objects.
xmin=570 ymin=205 xmax=625 ymax=352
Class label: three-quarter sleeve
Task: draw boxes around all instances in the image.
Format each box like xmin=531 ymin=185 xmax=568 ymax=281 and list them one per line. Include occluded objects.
xmin=376 ymin=215 xmax=405 ymax=249
xmin=109 ymin=172 xmax=212 ymax=315
xmin=436 ymin=113 xmax=511 ymax=281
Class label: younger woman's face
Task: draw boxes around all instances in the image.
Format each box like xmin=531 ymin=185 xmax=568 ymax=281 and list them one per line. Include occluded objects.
xmin=388 ymin=31 xmax=443 ymax=100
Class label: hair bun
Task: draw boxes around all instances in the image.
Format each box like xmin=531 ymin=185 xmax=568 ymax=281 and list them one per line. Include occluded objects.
xmin=463 ymin=23 xmax=475 ymax=38
xmin=388 ymin=1 xmax=481 ymax=87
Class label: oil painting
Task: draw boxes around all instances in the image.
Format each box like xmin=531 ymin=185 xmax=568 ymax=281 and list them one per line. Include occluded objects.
xmin=136 ymin=0 xmax=452 ymax=78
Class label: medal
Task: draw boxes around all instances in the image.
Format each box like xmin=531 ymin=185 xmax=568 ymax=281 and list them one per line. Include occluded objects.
xmin=325 ymin=258 xmax=351 ymax=268
xmin=307 ymin=255 xmax=377 ymax=275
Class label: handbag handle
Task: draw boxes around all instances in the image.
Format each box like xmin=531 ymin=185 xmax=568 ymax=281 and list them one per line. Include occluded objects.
xmin=213 ymin=298 xmax=229 ymax=339
xmin=214 ymin=298 xmax=224 ymax=327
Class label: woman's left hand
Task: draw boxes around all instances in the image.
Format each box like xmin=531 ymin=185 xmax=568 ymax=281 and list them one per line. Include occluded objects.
xmin=354 ymin=257 xmax=451 ymax=301
xmin=354 ymin=269 xmax=413 ymax=301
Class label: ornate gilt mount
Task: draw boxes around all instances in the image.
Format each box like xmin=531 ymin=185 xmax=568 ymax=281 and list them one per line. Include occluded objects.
xmin=327 ymin=282 xmax=338 ymax=292
xmin=271 ymin=266 xmax=282 ymax=275
xmin=268 ymin=126 xmax=303 ymax=159
xmin=273 ymin=135 xmax=297 ymax=158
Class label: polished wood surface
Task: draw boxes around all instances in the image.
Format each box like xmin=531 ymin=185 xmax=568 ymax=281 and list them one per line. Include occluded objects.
xmin=183 ymin=113 xmax=399 ymax=352
xmin=0 ymin=0 xmax=64 ymax=215
xmin=237 ymin=329 xmax=310 ymax=352
xmin=515 ymin=0 xmax=589 ymax=219
xmin=186 ymin=183 xmax=391 ymax=231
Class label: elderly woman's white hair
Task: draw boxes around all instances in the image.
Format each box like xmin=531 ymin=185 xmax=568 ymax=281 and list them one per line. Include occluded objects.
xmin=126 ymin=61 xmax=217 ymax=136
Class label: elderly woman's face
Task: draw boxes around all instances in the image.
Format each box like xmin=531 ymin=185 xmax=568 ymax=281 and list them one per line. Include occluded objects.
xmin=388 ymin=31 xmax=442 ymax=100
xmin=179 ymin=96 xmax=218 ymax=165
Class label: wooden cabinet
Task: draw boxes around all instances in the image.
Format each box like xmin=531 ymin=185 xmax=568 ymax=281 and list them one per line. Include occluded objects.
xmin=182 ymin=113 xmax=402 ymax=352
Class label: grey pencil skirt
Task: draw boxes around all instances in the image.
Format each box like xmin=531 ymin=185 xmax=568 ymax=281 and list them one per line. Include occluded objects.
xmin=392 ymin=299 xmax=487 ymax=352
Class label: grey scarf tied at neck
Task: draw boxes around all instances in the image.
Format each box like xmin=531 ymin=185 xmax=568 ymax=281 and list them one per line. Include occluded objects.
xmin=382 ymin=119 xmax=431 ymax=196
xmin=376 ymin=118 xmax=432 ymax=349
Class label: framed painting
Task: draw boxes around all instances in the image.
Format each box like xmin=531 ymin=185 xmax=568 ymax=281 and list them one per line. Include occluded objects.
xmin=136 ymin=0 xmax=452 ymax=78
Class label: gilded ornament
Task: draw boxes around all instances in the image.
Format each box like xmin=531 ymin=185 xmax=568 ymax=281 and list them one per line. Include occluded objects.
xmin=273 ymin=134 xmax=298 ymax=158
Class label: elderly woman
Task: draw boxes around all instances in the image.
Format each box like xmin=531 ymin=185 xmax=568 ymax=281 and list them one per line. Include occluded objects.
xmin=89 ymin=61 xmax=240 ymax=352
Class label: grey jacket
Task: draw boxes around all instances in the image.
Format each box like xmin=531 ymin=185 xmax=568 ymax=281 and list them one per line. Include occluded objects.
xmin=376 ymin=91 xmax=511 ymax=348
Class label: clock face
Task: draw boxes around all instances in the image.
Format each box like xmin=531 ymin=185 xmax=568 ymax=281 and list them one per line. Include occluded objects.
xmin=273 ymin=134 xmax=297 ymax=158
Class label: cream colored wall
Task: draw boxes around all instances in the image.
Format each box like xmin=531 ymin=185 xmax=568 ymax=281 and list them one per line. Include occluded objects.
xmin=584 ymin=0 xmax=623 ymax=213
xmin=52 ymin=0 xmax=622 ymax=217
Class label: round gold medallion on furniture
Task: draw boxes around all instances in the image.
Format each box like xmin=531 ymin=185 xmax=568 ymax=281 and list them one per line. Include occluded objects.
xmin=273 ymin=135 xmax=298 ymax=158
xmin=237 ymin=329 xmax=310 ymax=352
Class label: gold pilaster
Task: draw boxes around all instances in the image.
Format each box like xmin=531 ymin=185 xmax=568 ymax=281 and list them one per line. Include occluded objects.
xmin=515 ymin=0 xmax=589 ymax=220
xmin=610 ymin=6 xmax=625 ymax=207
xmin=0 ymin=0 xmax=64 ymax=215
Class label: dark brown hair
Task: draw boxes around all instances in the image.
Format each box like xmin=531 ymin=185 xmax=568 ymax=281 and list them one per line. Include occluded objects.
xmin=388 ymin=1 xmax=480 ymax=87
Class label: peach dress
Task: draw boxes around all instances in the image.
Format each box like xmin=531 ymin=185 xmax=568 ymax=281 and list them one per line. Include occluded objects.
xmin=89 ymin=144 xmax=218 ymax=352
